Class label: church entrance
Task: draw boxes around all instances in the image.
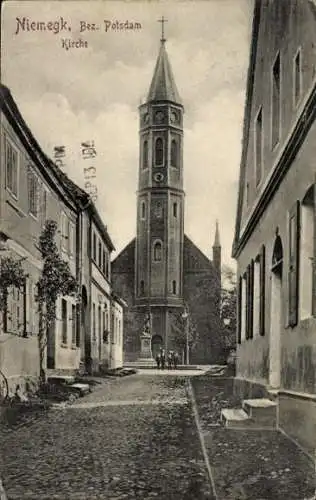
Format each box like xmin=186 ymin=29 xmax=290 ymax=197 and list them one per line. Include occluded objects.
xmin=151 ymin=335 xmax=163 ymax=359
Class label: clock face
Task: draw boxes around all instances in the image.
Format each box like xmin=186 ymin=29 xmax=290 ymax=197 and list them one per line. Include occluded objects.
xmin=155 ymin=111 xmax=165 ymax=123
xmin=154 ymin=172 xmax=164 ymax=182
xmin=170 ymin=111 xmax=179 ymax=124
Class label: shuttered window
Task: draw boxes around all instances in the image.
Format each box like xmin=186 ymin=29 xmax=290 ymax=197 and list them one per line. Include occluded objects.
xmin=248 ymin=260 xmax=254 ymax=339
xmin=288 ymin=201 xmax=300 ymax=327
xmin=237 ymin=276 xmax=242 ymax=344
xmin=259 ymin=245 xmax=266 ymax=335
xmin=313 ymin=183 xmax=316 ymax=317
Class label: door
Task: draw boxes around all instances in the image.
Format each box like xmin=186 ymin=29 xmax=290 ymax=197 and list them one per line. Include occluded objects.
xmin=269 ymin=236 xmax=283 ymax=388
xmin=151 ymin=335 xmax=163 ymax=359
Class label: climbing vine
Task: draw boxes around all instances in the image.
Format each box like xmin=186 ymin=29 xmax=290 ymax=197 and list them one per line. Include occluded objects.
xmin=0 ymin=256 xmax=27 ymax=316
xmin=36 ymin=220 xmax=79 ymax=382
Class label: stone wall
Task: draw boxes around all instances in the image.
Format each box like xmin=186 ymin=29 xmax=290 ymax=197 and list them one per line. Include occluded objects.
xmin=0 ymin=334 xmax=40 ymax=396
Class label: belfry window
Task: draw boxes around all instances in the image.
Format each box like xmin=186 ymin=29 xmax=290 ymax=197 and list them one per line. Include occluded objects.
xmin=171 ymin=139 xmax=178 ymax=167
xmin=141 ymin=201 xmax=146 ymax=219
xmin=153 ymin=241 xmax=162 ymax=262
xmin=155 ymin=138 xmax=164 ymax=166
xmin=143 ymin=140 xmax=148 ymax=169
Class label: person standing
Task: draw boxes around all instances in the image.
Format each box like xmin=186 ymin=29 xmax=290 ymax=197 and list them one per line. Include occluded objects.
xmin=160 ymin=348 xmax=166 ymax=370
xmin=173 ymin=351 xmax=179 ymax=370
xmin=155 ymin=352 xmax=161 ymax=369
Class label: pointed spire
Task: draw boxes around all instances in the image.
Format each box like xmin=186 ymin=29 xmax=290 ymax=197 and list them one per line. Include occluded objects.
xmin=213 ymin=220 xmax=221 ymax=247
xmin=147 ymin=19 xmax=181 ymax=104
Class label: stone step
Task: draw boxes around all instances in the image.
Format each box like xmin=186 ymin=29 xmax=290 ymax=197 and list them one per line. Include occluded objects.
xmin=221 ymin=408 xmax=250 ymax=428
xmin=69 ymin=383 xmax=90 ymax=396
xmin=242 ymin=398 xmax=277 ymax=427
xmin=47 ymin=375 xmax=76 ymax=385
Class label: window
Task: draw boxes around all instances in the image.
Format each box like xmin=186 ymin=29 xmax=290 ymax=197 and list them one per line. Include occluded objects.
xmin=259 ymin=245 xmax=266 ymax=335
xmin=5 ymin=285 xmax=25 ymax=335
xmin=294 ymin=49 xmax=302 ymax=106
xmin=255 ymin=107 xmax=263 ymax=186
xmin=69 ymin=222 xmax=75 ymax=257
xmin=172 ymin=280 xmax=177 ymax=294
xmin=272 ymin=53 xmax=281 ymax=148
xmin=155 ymin=138 xmax=164 ymax=166
xmin=61 ymin=299 xmax=67 ymax=345
xmin=5 ymin=138 xmax=18 ymax=197
xmin=92 ymin=232 xmax=97 ymax=261
xmin=241 ymin=275 xmax=247 ymax=342
xmin=153 ymin=241 xmax=162 ymax=262
xmin=141 ymin=201 xmax=146 ymax=220
xmin=143 ymin=140 xmax=148 ymax=169
xmin=171 ymin=139 xmax=178 ymax=167
xmin=92 ymin=303 xmax=96 ymax=341
xmin=237 ymin=277 xmax=242 ymax=344
xmin=173 ymin=203 xmax=178 ymax=218
xmin=300 ymin=187 xmax=315 ymax=319
xmin=28 ymin=169 xmax=39 ymax=217
xmin=253 ymin=257 xmax=261 ymax=336
xmin=106 ymin=258 xmax=110 ymax=279
xmin=288 ymin=201 xmax=300 ymax=327
xmin=102 ymin=249 xmax=106 ymax=274
xmin=71 ymin=304 xmax=76 ymax=345
xmin=98 ymin=305 xmax=102 ymax=346
xmin=154 ymin=202 xmax=163 ymax=219
xmin=140 ymin=280 xmax=145 ymax=295
xmin=111 ymin=313 xmax=115 ymax=343
xmin=245 ymin=261 xmax=254 ymax=340
xmin=118 ymin=320 xmax=121 ymax=345
xmin=98 ymin=241 xmax=102 ymax=268
xmin=40 ymin=188 xmax=47 ymax=227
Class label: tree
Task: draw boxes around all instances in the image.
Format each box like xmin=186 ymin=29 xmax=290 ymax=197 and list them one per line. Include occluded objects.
xmin=170 ymin=306 xmax=199 ymax=362
xmin=36 ymin=220 xmax=79 ymax=383
xmin=221 ymin=265 xmax=237 ymax=353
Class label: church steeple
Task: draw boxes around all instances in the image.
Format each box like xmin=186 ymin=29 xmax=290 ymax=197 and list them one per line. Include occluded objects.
xmin=212 ymin=220 xmax=221 ymax=274
xmin=147 ymin=20 xmax=181 ymax=104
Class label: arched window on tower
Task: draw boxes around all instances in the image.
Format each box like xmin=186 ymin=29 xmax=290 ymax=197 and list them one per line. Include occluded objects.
xmin=153 ymin=240 xmax=162 ymax=262
xmin=143 ymin=140 xmax=148 ymax=169
xmin=141 ymin=201 xmax=146 ymax=220
xmin=171 ymin=139 xmax=178 ymax=168
xmin=172 ymin=280 xmax=177 ymax=294
xmin=155 ymin=138 xmax=164 ymax=166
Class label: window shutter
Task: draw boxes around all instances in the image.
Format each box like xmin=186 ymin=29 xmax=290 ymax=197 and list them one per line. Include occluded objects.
xmin=237 ymin=276 xmax=242 ymax=344
xmin=245 ymin=264 xmax=250 ymax=340
xmin=248 ymin=260 xmax=254 ymax=339
xmin=313 ymin=182 xmax=316 ymax=317
xmin=288 ymin=200 xmax=300 ymax=327
xmin=259 ymin=245 xmax=266 ymax=335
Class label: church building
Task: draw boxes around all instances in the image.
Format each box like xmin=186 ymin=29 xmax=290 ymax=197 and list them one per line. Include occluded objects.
xmin=112 ymin=25 xmax=222 ymax=364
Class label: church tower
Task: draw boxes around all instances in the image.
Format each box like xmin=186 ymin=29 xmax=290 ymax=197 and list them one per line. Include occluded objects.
xmin=135 ymin=20 xmax=184 ymax=353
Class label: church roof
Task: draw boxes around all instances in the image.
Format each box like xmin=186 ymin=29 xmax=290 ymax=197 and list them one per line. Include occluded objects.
xmin=147 ymin=42 xmax=182 ymax=104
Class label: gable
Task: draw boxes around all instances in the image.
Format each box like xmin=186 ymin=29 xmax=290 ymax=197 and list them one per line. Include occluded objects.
xmin=183 ymin=234 xmax=214 ymax=274
xmin=112 ymin=238 xmax=135 ymax=274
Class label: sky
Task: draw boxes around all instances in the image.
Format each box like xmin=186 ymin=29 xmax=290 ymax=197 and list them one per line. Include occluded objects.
xmin=1 ymin=0 xmax=253 ymax=269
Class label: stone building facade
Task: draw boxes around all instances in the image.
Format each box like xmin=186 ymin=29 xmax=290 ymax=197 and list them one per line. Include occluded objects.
xmin=112 ymin=37 xmax=222 ymax=364
xmin=232 ymin=0 xmax=316 ymax=455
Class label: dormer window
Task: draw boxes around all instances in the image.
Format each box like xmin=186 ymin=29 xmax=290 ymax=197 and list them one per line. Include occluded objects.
xmin=155 ymin=138 xmax=164 ymax=166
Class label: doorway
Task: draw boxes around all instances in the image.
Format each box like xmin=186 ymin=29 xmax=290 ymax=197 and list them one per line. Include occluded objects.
xmin=151 ymin=334 xmax=163 ymax=359
xmin=269 ymin=236 xmax=283 ymax=388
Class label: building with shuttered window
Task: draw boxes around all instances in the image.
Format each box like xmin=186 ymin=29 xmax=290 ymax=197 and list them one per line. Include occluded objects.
xmin=232 ymin=0 xmax=316 ymax=455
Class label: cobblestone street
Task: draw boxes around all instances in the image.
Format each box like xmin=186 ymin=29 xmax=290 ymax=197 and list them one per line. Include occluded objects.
xmin=0 ymin=373 xmax=315 ymax=499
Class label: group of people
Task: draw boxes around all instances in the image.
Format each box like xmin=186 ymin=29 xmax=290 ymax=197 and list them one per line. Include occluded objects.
xmin=155 ymin=348 xmax=179 ymax=370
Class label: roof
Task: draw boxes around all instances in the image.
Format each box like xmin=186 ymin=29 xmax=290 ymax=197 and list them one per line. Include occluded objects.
xmin=147 ymin=41 xmax=182 ymax=104
xmin=0 ymin=84 xmax=115 ymax=251
xmin=231 ymin=0 xmax=262 ymax=258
